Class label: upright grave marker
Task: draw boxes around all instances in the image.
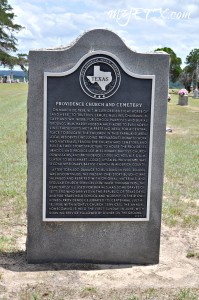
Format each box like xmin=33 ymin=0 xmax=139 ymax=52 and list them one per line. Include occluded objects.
xmin=27 ymin=29 xmax=170 ymax=263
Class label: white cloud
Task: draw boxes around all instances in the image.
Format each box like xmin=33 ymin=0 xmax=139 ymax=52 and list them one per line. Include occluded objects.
xmin=5 ymin=0 xmax=199 ymax=70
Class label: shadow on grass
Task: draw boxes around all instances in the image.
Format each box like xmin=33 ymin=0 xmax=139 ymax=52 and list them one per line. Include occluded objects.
xmin=0 ymin=251 xmax=134 ymax=272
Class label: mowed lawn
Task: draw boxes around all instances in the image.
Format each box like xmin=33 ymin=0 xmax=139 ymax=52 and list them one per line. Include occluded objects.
xmin=164 ymin=94 xmax=199 ymax=227
xmin=0 ymin=84 xmax=27 ymax=251
xmin=0 ymin=84 xmax=199 ymax=251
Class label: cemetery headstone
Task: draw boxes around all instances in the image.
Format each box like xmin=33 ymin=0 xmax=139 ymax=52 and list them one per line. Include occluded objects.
xmin=6 ymin=75 xmax=11 ymax=83
xmin=178 ymin=95 xmax=188 ymax=106
xmin=27 ymin=29 xmax=170 ymax=264
xmin=193 ymin=88 xmax=199 ymax=98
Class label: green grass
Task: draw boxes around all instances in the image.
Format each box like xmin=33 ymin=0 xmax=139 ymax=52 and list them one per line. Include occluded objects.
xmin=0 ymin=85 xmax=199 ymax=253
xmin=186 ymin=251 xmax=199 ymax=259
xmin=81 ymin=286 xmax=98 ymax=297
xmin=0 ymin=83 xmax=27 ymax=251
xmin=0 ymin=235 xmax=16 ymax=252
xmin=128 ymin=296 xmax=140 ymax=300
xmin=83 ymin=286 xmax=97 ymax=293
xmin=128 ymin=296 xmax=139 ymax=300
xmin=163 ymin=94 xmax=199 ymax=227
xmin=177 ymin=288 xmax=198 ymax=300
xmin=14 ymin=285 xmax=199 ymax=300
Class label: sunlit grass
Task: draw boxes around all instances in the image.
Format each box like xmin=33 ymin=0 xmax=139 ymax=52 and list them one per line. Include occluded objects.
xmin=163 ymin=94 xmax=199 ymax=227
xmin=0 ymin=85 xmax=198 ymax=243
xmin=0 ymin=84 xmax=28 ymax=242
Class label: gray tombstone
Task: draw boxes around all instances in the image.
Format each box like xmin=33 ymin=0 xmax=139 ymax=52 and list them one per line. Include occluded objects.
xmin=6 ymin=75 xmax=11 ymax=83
xmin=27 ymin=29 xmax=170 ymax=264
xmin=193 ymin=88 xmax=199 ymax=98
xmin=178 ymin=95 xmax=188 ymax=106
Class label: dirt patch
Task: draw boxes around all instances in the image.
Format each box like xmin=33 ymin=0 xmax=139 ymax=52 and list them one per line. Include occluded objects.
xmin=0 ymin=223 xmax=199 ymax=299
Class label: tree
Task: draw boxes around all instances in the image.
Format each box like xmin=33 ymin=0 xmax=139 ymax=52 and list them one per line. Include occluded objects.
xmin=0 ymin=0 xmax=27 ymax=70
xmin=155 ymin=47 xmax=182 ymax=82
xmin=185 ymin=49 xmax=199 ymax=88
xmin=179 ymin=66 xmax=192 ymax=92
xmin=16 ymin=53 xmax=28 ymax=74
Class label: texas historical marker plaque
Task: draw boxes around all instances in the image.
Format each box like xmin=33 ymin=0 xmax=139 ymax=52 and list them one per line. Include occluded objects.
xmin=43 ymin=53 xmax=154 ymax=221
xmin=27 ymin=29 xmax=169 ymax=263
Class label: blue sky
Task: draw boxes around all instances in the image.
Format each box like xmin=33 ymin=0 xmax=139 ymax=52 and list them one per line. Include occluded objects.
xmin=7 ymin=0 xmax=199 ymax=69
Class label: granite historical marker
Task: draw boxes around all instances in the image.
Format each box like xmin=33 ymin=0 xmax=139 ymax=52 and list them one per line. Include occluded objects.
xmin=43 ymin=53 xmax=154 ymax=221
xmin=27 ymin=29 xmax=169 ymax=263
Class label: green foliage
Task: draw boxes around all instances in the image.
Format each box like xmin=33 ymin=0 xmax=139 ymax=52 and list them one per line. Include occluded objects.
xmin=0 ymin=0 xmax=28 ymax=70
xmin=155 ymin=47 xmax=182 ymax=82
xmin=179 ymin=66 xmax=193 ymax=91
xmin=0 ymin=0 xmax=22 ymax=51
xmin=185 ymin=49 xmax=199 ymax=73
xmin=0 ymin=51 xmax=28 ymax=71
xmin=16 ymin=53 xmax=29 ymax=73
xmin=185 ymin=48 xmax=199 ymax=87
